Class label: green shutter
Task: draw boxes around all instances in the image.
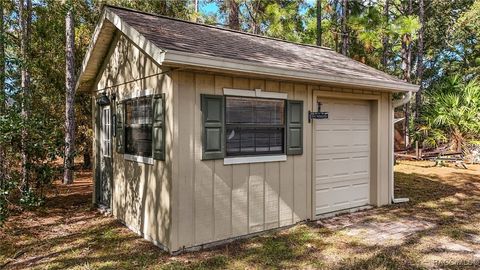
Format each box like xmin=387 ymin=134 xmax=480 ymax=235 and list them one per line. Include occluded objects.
xmin=115 ymin=102 xmax=125 ymax=154
xmin=152 ymin=94 xmax=166 ymax=160
xmin=286 ymin=100 xmax=303 ymax=155
xmin=201 ymin=94 xmax=225 ymax=160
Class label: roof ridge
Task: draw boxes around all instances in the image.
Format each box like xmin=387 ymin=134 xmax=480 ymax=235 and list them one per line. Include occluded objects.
xmin=104 ymin=4 xmax=334 ymax=52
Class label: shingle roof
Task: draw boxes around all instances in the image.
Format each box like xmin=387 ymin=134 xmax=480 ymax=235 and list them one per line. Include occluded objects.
xmin=76 ymin=5 xmax=418 ymax=92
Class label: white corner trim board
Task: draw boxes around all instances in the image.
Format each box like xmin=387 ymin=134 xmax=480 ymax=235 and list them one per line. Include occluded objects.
xmin=223 ymin=88 xmax=288 ymax=99
xmin=124 ymin=154 xmax=154 ymax=165
xmin=224 ymin=155 xmax=287 ymax=165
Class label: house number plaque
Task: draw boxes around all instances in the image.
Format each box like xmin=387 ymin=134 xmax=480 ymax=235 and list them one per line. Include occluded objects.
xmin=308 ymin=101 xmax=328 ymax=122
xmin=308 ymin=111 xmax=329 ymax=122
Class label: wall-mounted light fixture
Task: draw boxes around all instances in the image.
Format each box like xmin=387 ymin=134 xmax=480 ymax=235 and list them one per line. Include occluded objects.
xmin=97 ymin=92 xmax=110 ymax=106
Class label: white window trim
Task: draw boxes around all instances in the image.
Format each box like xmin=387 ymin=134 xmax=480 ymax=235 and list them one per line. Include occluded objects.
xmin=124 ymin=154 xmax=154 ymax=165
xmin=224 ymin=155 xmax=287 ymax=165
xmin=121 ymin=88 xmax=153 ymax=101
xmin=223 ymin=88 xmax=288 ymax=99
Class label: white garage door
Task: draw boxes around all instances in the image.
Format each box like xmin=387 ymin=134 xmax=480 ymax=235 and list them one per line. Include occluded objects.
xmin=314 ymin=98 xmax=371 ymax=215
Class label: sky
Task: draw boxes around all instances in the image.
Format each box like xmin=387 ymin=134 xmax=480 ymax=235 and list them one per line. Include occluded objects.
xmin=199 ymin=0 xmax=316 ymax=15
xmin=201 ymin=2 xmax=218 ymax=14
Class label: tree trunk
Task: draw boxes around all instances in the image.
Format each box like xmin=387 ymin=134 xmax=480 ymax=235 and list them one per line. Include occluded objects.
xmin=381 ymin=0 xmax=389 ymax=69
xmin=227 ymin=0 xmax=240 ymax=30
xmin=400 ymin=0 xmax=413 ymax=149
xmin=341 ymin=0 xmax=348 ymax=55
xmin=415 ymin=0 xmax=425 ymax=121
xmin=193 ymin=0 xmax=198 ymax=22
xmin=64 ymin=6 xmax=76 ymax=185
xmin=316 ymin=0 xmax=322 ymax=46
xmin=20 ymin=0 xmax=32 ymax=192
xmin=83 ymin=150 xmax=91 ymax=169
xmin=0 ymin=0 xmax=5 ymax=189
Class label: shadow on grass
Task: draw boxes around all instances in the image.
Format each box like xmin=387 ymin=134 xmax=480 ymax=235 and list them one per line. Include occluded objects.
xmin=394 ymin=171 xmax=461 ymax=204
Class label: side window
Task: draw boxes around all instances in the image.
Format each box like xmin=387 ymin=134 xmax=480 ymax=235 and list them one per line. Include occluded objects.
xmin=124 ymin=96 xmax=153 ymax=158
xmin=118 ymin=94 xmax=165 ymax=161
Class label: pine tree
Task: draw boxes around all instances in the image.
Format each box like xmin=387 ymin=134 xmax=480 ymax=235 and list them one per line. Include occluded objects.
xmin=227 ymin=0 xmax=240 ymax=30
xmin=381 ymin=0 xmax=389 ymax=69
xmin=341 ymin=0 xmax=349 ymax=55
xmin=20 ymin=0 xmax=32 ymax=191
xmin=316 ymin=0 xmax=322 ymax=46
xmin=64 ymin=2 xmax=75 ymax=185
xmin=0 ymin=0 xmax=5 ymax=188
xmin=415 ymin=0 xmax=425 ymax=121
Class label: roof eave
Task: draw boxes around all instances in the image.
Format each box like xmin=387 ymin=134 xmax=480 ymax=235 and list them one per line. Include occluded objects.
xmin=76 ymin=7 xmax=166 ymax=92
xmin=161 ymin=50 xmax=419 ymax=93
xmin=75 ymin=10 xmax=109 ymax=92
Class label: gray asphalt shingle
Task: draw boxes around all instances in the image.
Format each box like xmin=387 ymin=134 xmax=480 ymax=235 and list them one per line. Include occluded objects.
xmin=108 ymin=6 xmax=409 ymax=87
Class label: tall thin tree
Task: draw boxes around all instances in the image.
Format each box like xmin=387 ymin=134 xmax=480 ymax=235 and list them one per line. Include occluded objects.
xmin=341 ymin=0 xmax=348 ymax=55
xmin=415 ymin=0 xmax=425 ymax=121
xmin=316 ymin=0 xmax=322 ymax=46
xmin=20 ymin=0 xmax=32 ymax=191
xmin=401 ymin=0 xmax=413 ymax=148
xmin=0 ymin=0 xmax=5 ymax=188
xmin=227 ymin=0 xmax=240 ymax=30
xmin=381 ymin=0 xmax=389 ymax=70
xmin=64 ymin=2 xmax=75 ymax=185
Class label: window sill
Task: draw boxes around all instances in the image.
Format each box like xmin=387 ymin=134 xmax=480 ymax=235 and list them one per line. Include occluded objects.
xmin=223 ymin=155 xmax=287 ymax=165
xmin=124 ymin=154 xmax=154 ymax=165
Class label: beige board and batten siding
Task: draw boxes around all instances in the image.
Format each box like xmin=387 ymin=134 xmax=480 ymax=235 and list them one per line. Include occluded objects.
xmin=170 ymin=72 xmax=312 ymax=250
xmin=169 ymin=70 xmax=393 ymax=251
xmin=93 ymin=34 xmax=173 ymax=248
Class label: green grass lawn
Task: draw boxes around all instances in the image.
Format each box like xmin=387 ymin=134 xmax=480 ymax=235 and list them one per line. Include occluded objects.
xmin=2 ymin=161 xmax=480 ymax=269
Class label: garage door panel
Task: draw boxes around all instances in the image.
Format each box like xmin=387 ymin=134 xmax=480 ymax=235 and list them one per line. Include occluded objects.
xmin=315 ymin=176 xmax=369 ymax=188
xmin=315 ymin=154 xmax=369 ymax=179
xmin=315 ymin=98 xmax=371 ymax=215
xmin=315 ymin=129 xmax=370 ymax=154
xmin=315 ymin=182 xmax=369 ymax=214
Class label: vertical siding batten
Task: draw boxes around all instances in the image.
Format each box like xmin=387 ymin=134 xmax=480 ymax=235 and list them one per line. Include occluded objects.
xmin=264 ymin=80 xmax=280 ymax=229
xmin=231 ymin=77 xmax=250 ymax=236
xmin=248 ymin=79 xmax=266 ymax=233
xmin=293 ymin=83 xmax=308 ymax=222
xmin=279 ymin=82 xmax=295 ymax=226
xmin=177 ymin=71 xmax=195 ymax=247
xmin=213 ymin=75 xmax=233 ymax=239
xmin=194 ymin=73 xmax=215 ymax=244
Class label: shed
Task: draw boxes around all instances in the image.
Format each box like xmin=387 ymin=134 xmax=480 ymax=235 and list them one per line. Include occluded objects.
xmin=77 ymin=5 xmax=419 ymax=253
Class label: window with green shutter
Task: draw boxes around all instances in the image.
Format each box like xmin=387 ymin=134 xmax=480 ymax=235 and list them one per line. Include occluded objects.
xmin=152 ymin=94 xmax=165 ymax=160
xmin=225 ymin=96 xmax=285 ymax=156
xmin=115 ymin=102 xmax=125 ymax=154
xmin=201 ymin=94 xmax=303 ymax=160
xmin=286 ymin=100 xmax=303 ymax=155
xmin=124 ymin=96 xmax=153 ymax=157
xmin=117 ymin=94 xmax=166 ymax=161
xmin=201 ymin=94 xmax=225 ymax=160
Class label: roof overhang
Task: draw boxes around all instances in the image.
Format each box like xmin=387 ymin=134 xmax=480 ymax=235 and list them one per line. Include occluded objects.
xmin=76 ymin=8 xmax=166 ymax=92
xmin=76 ymin=7 xmax=419 ymax=93
xmin=161 ymin=50 xmax=419 ymax=93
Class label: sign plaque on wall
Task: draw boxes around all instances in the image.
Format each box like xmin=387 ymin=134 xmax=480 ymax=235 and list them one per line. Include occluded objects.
xmin=308 ymin=101 xmax=329 ymax=123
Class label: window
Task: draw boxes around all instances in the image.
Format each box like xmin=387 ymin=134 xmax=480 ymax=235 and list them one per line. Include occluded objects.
xmin=124 ymin=96 xmax=153 ymax=157
xmin=225 ymin=96 xmax=285 ymax=156
xmin=101 ymin=107 xmax=111 ymax=157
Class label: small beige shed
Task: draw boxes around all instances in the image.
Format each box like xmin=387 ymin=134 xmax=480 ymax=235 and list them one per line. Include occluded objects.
xmin=77 ymin=6 xmax=419 ymax=253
